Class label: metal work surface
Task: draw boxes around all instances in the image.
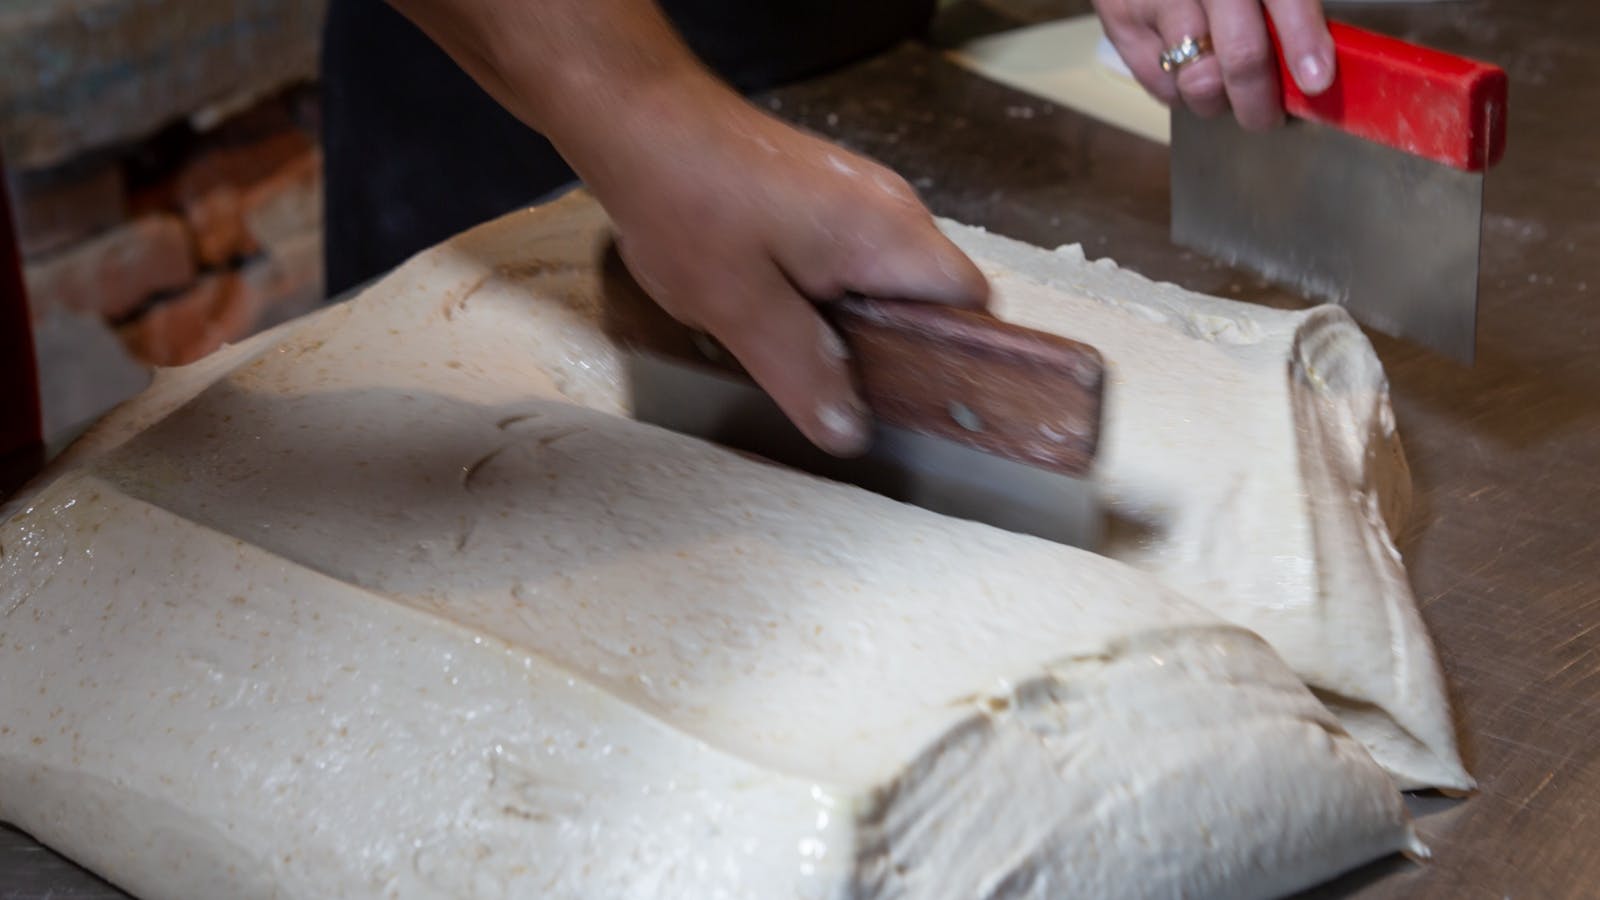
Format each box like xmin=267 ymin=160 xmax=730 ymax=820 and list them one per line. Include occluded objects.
xmin=0 ymin=826 xmax=121 ymax=898
xmin=772 ymin=1 xmax=1592 ymax=896
xmin=3 ymin=0 xmax=1596 ymax=896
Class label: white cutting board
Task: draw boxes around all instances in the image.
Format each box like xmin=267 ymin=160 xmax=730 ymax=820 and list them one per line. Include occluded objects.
xmin=947 ymin=15 xmax=1171 ymax=143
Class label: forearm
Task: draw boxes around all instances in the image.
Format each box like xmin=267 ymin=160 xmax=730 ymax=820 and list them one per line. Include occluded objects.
xmin=386 ymin=0 xmax=722 ymax=171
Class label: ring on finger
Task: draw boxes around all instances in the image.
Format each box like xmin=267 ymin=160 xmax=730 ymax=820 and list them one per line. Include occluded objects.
xmin=1159 ymin=35 xmax=1214 ymax=73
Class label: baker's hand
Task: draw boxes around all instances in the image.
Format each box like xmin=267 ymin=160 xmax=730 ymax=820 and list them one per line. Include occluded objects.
xmin=1093 ymin=0 xmax=1335 ymax=130
xmin=390 ymin=0 xmax=987 ymax=455
xmin=579 ymin=80 xmax=989 ymax=456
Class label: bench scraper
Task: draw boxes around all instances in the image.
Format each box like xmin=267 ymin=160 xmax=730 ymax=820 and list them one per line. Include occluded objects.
xmin=1171 ymin=21 xmax=1508 ymax=362
xmin=629 ymin=297 xmax=1106 ymax=549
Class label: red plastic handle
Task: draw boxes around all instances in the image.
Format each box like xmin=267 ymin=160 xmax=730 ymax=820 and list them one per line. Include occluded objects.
xmin=1274 ymin=21 xmax=1508 ymax=172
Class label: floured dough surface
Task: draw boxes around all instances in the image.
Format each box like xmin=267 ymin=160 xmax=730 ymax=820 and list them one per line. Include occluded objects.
xmin=956 ymin=232 xmax=1467 ymax=792
xmin=0 ymin=193 xmax=1454 ymax=898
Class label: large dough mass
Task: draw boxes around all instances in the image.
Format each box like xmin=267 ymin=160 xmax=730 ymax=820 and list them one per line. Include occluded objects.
xmin=0 ymin=193 xmax=1459 ymax=898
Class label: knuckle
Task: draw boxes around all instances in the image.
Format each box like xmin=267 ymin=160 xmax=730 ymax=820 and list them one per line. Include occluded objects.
xmin=863 ymin=165 xmax=919 ymax=206
xmin=1139 ymin=72 xmax=1179 ymax=104
xmin=1178 ymin=65 xmax=1225 ymax=99
xmin=700 ymin=285 xmax=762 ymax=333
xmin=1238 ymin=111 xmax=1279 ymax=132
xmin=617 ymin=246 xmax=678 ymax=304
xmin=652 ymin=264 xmax=742 ymax=330
xmin=1218 ymin=40 xmax=1274 ymax=79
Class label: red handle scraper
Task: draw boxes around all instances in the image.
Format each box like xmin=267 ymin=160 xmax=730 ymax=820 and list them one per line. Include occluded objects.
xmin=1172 ymin=21 xmax=1508 ymax=361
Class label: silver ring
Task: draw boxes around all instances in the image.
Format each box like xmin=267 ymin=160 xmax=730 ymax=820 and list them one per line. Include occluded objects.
xmin=1159 ymin=35 xmax=1213 ymax=73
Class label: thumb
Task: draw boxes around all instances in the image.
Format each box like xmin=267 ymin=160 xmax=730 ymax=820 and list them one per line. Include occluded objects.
xmin=776 ymin=178 xmax=990 ymax=310
xmin=842 ymin=213 xmax=991 ymax=309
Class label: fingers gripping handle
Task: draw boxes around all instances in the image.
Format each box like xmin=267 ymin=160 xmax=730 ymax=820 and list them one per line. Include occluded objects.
xmin=1271 ymin=20 xmax=1508 ymax=171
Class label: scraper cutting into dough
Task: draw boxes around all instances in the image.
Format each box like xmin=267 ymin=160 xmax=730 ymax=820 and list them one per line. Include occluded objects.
xmin=325 ymin=0 xmax=1337 ymax=457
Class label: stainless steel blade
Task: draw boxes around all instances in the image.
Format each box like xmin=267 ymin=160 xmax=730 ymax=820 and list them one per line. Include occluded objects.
xmin=1171 ymin=107 xmax=1485 ymax=362
xmin=628 ymin=351 xmax=1103 ymax=550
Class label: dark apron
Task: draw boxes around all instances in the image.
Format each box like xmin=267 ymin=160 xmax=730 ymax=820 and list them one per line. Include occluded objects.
xmin=0 ymin=151 xmax=42 ymax=490
xmin=321 ymin=0 xmax=935 ymax=295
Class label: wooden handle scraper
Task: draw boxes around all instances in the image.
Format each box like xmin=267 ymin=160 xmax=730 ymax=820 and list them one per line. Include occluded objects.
xmin=828 ymin=297 xmax=1101 ymax=477
xmin=629 ymin=298 xmax=1106 ymax=549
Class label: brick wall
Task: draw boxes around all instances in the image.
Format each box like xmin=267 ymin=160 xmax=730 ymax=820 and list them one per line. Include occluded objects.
xmin=2 ymin=0 xmax=327 ymax=437
xmin=16 ymin=87 xmax=325 ymax=369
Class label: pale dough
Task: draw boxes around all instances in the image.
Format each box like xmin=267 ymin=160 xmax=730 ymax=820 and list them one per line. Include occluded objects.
xmin=0 ymin=192 xmax=1455 ymax=898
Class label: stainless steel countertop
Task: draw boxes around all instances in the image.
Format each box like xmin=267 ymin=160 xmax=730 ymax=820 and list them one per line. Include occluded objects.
xmin=4 ymin=0 xmax=1596 ymax=896
xmin=788 ymin=2 xmax=1595 ymax=896
xmin=1 ymin=826 xmax=121 ymax=898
